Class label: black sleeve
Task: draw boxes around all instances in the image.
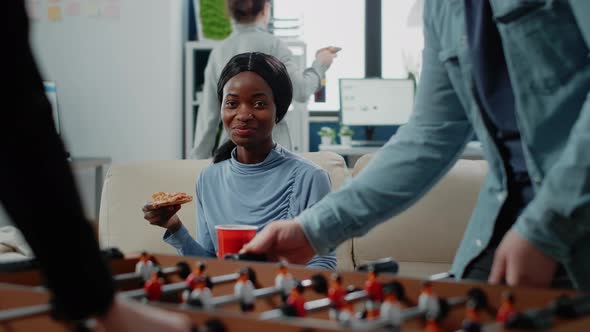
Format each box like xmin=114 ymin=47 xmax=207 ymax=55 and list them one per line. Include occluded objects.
xmin=0 ymin=0 xmax=115 ymax=321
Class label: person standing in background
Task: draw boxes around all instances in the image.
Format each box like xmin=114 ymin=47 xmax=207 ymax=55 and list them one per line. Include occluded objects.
xmin=190 ymin=0 xmax=339 ymax=159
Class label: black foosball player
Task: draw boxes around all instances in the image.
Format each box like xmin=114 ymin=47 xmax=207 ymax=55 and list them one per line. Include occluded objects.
xmin=234 ymin=268 xmax=255 ymax=312
xmin=461 ymin=299 xmax=482 ymax=332
xmin=1 ymin=2 xmax=192 ymax=330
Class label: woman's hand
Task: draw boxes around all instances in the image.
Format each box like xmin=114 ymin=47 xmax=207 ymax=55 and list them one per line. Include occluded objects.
xmin=142 ymin=204 xmax=182 ymax=233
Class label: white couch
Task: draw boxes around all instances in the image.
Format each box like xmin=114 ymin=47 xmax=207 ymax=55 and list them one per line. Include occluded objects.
xmin=348 ymin=154 xmax=488 ymax=277
xmin=98 ymin=152 xmax=487 ymax=278
xmin=98 ymin=152 xmax=352 ymax=266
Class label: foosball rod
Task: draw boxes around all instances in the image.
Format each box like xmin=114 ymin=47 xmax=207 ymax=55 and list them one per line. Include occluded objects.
xmin=210 ymin=275 xmax=325 ymax=308
xmin=0 ymin=269 xmax=243 ymax=322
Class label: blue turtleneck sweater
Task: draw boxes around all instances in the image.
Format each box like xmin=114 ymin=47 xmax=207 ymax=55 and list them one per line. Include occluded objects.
xmin=164 ymin=144 xmax=336 ymax=270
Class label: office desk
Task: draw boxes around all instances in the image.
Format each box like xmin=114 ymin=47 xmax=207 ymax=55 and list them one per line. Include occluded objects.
xmin=319 ymin=141 xmax=484 ymax=168
xmin=71 ymin=157 xmax=111 ymax=219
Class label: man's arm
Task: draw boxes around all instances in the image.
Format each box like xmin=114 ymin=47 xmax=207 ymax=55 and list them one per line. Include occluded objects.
xmin=297 ymin=3 xmax=474 ymax=255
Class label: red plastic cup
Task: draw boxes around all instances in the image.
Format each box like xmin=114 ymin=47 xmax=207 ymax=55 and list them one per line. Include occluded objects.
xmin=215 ymin=225 xmax=258 ymax=258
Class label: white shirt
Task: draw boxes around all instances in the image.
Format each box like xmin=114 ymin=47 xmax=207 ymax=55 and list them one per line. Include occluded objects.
xmin=234 ymin=280 xmax=255 ymax=304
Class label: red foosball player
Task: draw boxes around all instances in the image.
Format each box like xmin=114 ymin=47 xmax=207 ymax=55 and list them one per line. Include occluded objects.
xmin=234 ymin=268 xmax=255 ymax=312
xmin=380 ymin=287 xmax=402 ymax=327
xmin=364 ymin=265 xmax=383 ymax=319
xmin=144 ymin=271 xmax=164 ymax=301
xmin=419 ymin=281 xmax=440 ymax=321
xmin=182 ymin=261 xmax=207 ymax=303
xmin=328 ymin=273 xmax=346 ymax=321
xmin=462 ymin=299 xmax=482 ymax=332
xmin=286 ymin=283 xmax=306 ymax=317
xmin=274 ymin=261 xmax=295 ymax=302
xmin=496 ymin=291 xmax=517 ymax=323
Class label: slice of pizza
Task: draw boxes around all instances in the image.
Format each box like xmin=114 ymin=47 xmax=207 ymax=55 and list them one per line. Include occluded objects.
xmin=149 ymin=191 xmax=193 ymax=208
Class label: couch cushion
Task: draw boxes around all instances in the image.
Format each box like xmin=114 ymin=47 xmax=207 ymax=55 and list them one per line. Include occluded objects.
xmin=351 ymin=154 xmax=488 ymax=277
xmin=98 ymin=152 xmax=354 ymax=268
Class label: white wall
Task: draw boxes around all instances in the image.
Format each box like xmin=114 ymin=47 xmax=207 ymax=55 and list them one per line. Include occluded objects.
xmin=30 ymin=0 xmax=186 ymax=162
xmin=25 ymin=0 xmax=187 ymax=220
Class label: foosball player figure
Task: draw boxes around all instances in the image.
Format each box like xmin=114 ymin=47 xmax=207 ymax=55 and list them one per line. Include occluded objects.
xmin=234 ymin=268 xmax=255 ymax=312
xmin=182 ymin=261 xmax=206 ymax=303
xmin=380 ymin=285 xmax=402 ymax=328
xmin=285 ymin=282 xmax=306 ymax=317
xmin=144 ymin=271 xmax=164 ymax=301
xmin=274 ymin=261 xmax=295 ymax=302
xmin=461 ymin=298 xmax=482 ymax=332
xmin=135 ymin=251 xmax=156 ymax=283
xmin=419 ymin=281 xmax=440 ymax=320
xmin=188 ymin=276 xmax=213 ymax=310
xmin=364 ymin=265 xmax=383 ymax=319
xmin=338 ymin=302 xmax=359 ymax=328
xmin=328 ymin=273 xmax=346 ymax=321
xmin=496 ymin=291 xmax=517 ymax=323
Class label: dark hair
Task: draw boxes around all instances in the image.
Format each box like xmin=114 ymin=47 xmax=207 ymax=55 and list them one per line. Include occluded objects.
xmin=213 ymin=52 xmax=293 ymax=163
xmin=227 ymin=0 xmax=268 ymax=23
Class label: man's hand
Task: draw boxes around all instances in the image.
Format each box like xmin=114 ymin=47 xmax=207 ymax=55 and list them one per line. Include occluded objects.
xmin=240 ymin=220 xmax=316 ymax=264
xmin=489 ymin=229 xmax=557 ymax=288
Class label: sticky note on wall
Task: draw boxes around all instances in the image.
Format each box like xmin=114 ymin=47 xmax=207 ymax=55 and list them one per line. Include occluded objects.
xmin=48 ymin=5 xmax=62 ymax=21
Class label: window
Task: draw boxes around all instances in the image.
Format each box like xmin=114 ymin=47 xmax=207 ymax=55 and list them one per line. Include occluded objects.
xmin=382 ymin=0 xmax=424 ymax=80
xmin=272 ymin=0 xmax=365 ymax=112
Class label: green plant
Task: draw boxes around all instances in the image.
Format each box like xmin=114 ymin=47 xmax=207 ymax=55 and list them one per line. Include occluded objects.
xmin=317 ymin=126 xmax=336 ymax=137
xmin=338 ymin=125 xmax=354 ymax=137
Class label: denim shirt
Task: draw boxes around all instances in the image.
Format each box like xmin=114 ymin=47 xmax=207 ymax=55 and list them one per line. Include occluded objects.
xmin=298 ymin=0 xmax=590 ymax=290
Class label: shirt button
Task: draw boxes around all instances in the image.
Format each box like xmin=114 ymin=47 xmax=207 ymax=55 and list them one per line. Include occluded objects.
xmin=475 ymin=239 xmax=483 ymax=247
xmin=496 ymin=191 xmax=506 ymax=202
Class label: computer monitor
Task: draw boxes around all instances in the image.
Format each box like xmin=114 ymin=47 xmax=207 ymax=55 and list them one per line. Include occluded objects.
xmin=43 ymin=81 xmax=60 ymax=134
xmin=339 ymin=78 xmax=415 ymax=127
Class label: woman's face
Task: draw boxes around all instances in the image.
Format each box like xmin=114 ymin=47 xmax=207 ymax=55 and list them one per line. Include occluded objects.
xmin=221 ymin=71 xmax=276 ymax=150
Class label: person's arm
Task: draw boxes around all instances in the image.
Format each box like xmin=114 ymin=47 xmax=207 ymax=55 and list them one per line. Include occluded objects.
xmin=190 ymin=56 xmax=221 ymax=159
xmin=297 ymin=3 xmax=473 ymax=255
xmin=0 ymin=1 xmax=114 ymax=320
xmin=275 ymin=41 xmax=330 ymax=103
xmin=299 ymin=168 xmax=337 ymax=270
xmin=502 ymin=0 xmax=590 ymax=286
xmin=164 ymin=176 xmax=216 ymax=257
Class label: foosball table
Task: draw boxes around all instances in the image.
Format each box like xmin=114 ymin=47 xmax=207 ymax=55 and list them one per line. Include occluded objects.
xmin=0 ymin=251 xmax=589 ymax=332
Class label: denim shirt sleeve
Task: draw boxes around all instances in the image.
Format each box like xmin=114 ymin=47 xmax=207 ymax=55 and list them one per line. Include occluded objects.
xmin=299 ymin=168 xmax=337 ymax=270
xmin=514 ymin=1 xmax=590 ymax=264
xmin=298 ymin=4 xmax=474 ymax=255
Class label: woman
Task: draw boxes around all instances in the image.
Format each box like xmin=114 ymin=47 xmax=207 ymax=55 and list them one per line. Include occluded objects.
xmin=144 ymin=52 xmax=336 ymax=270
xmin=190 ymin=0 xmax=340 ymax=159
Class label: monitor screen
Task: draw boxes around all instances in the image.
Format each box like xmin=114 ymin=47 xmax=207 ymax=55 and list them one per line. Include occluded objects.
xmin=339 ymin=78 xmax=414 ymax=126
xmin=43 ymin=81 xmax=60 ymax=134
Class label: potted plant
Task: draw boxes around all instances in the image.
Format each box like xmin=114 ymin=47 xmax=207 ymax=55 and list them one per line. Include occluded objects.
xmin=317 ymin=126 xmax=335 ymax=146
xmin=338 ymin=125 xmax=354 ymax=146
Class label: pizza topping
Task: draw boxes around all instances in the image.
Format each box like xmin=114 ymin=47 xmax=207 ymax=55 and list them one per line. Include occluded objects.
xmin=150 ymin=191 xmax=193 ymax=207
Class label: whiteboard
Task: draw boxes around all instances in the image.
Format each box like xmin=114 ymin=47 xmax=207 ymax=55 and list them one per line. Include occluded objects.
xmin=29 ymin=0 xmax=187 ymax=162
xmin=340 ymin=78 xmax=415 ymax=126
